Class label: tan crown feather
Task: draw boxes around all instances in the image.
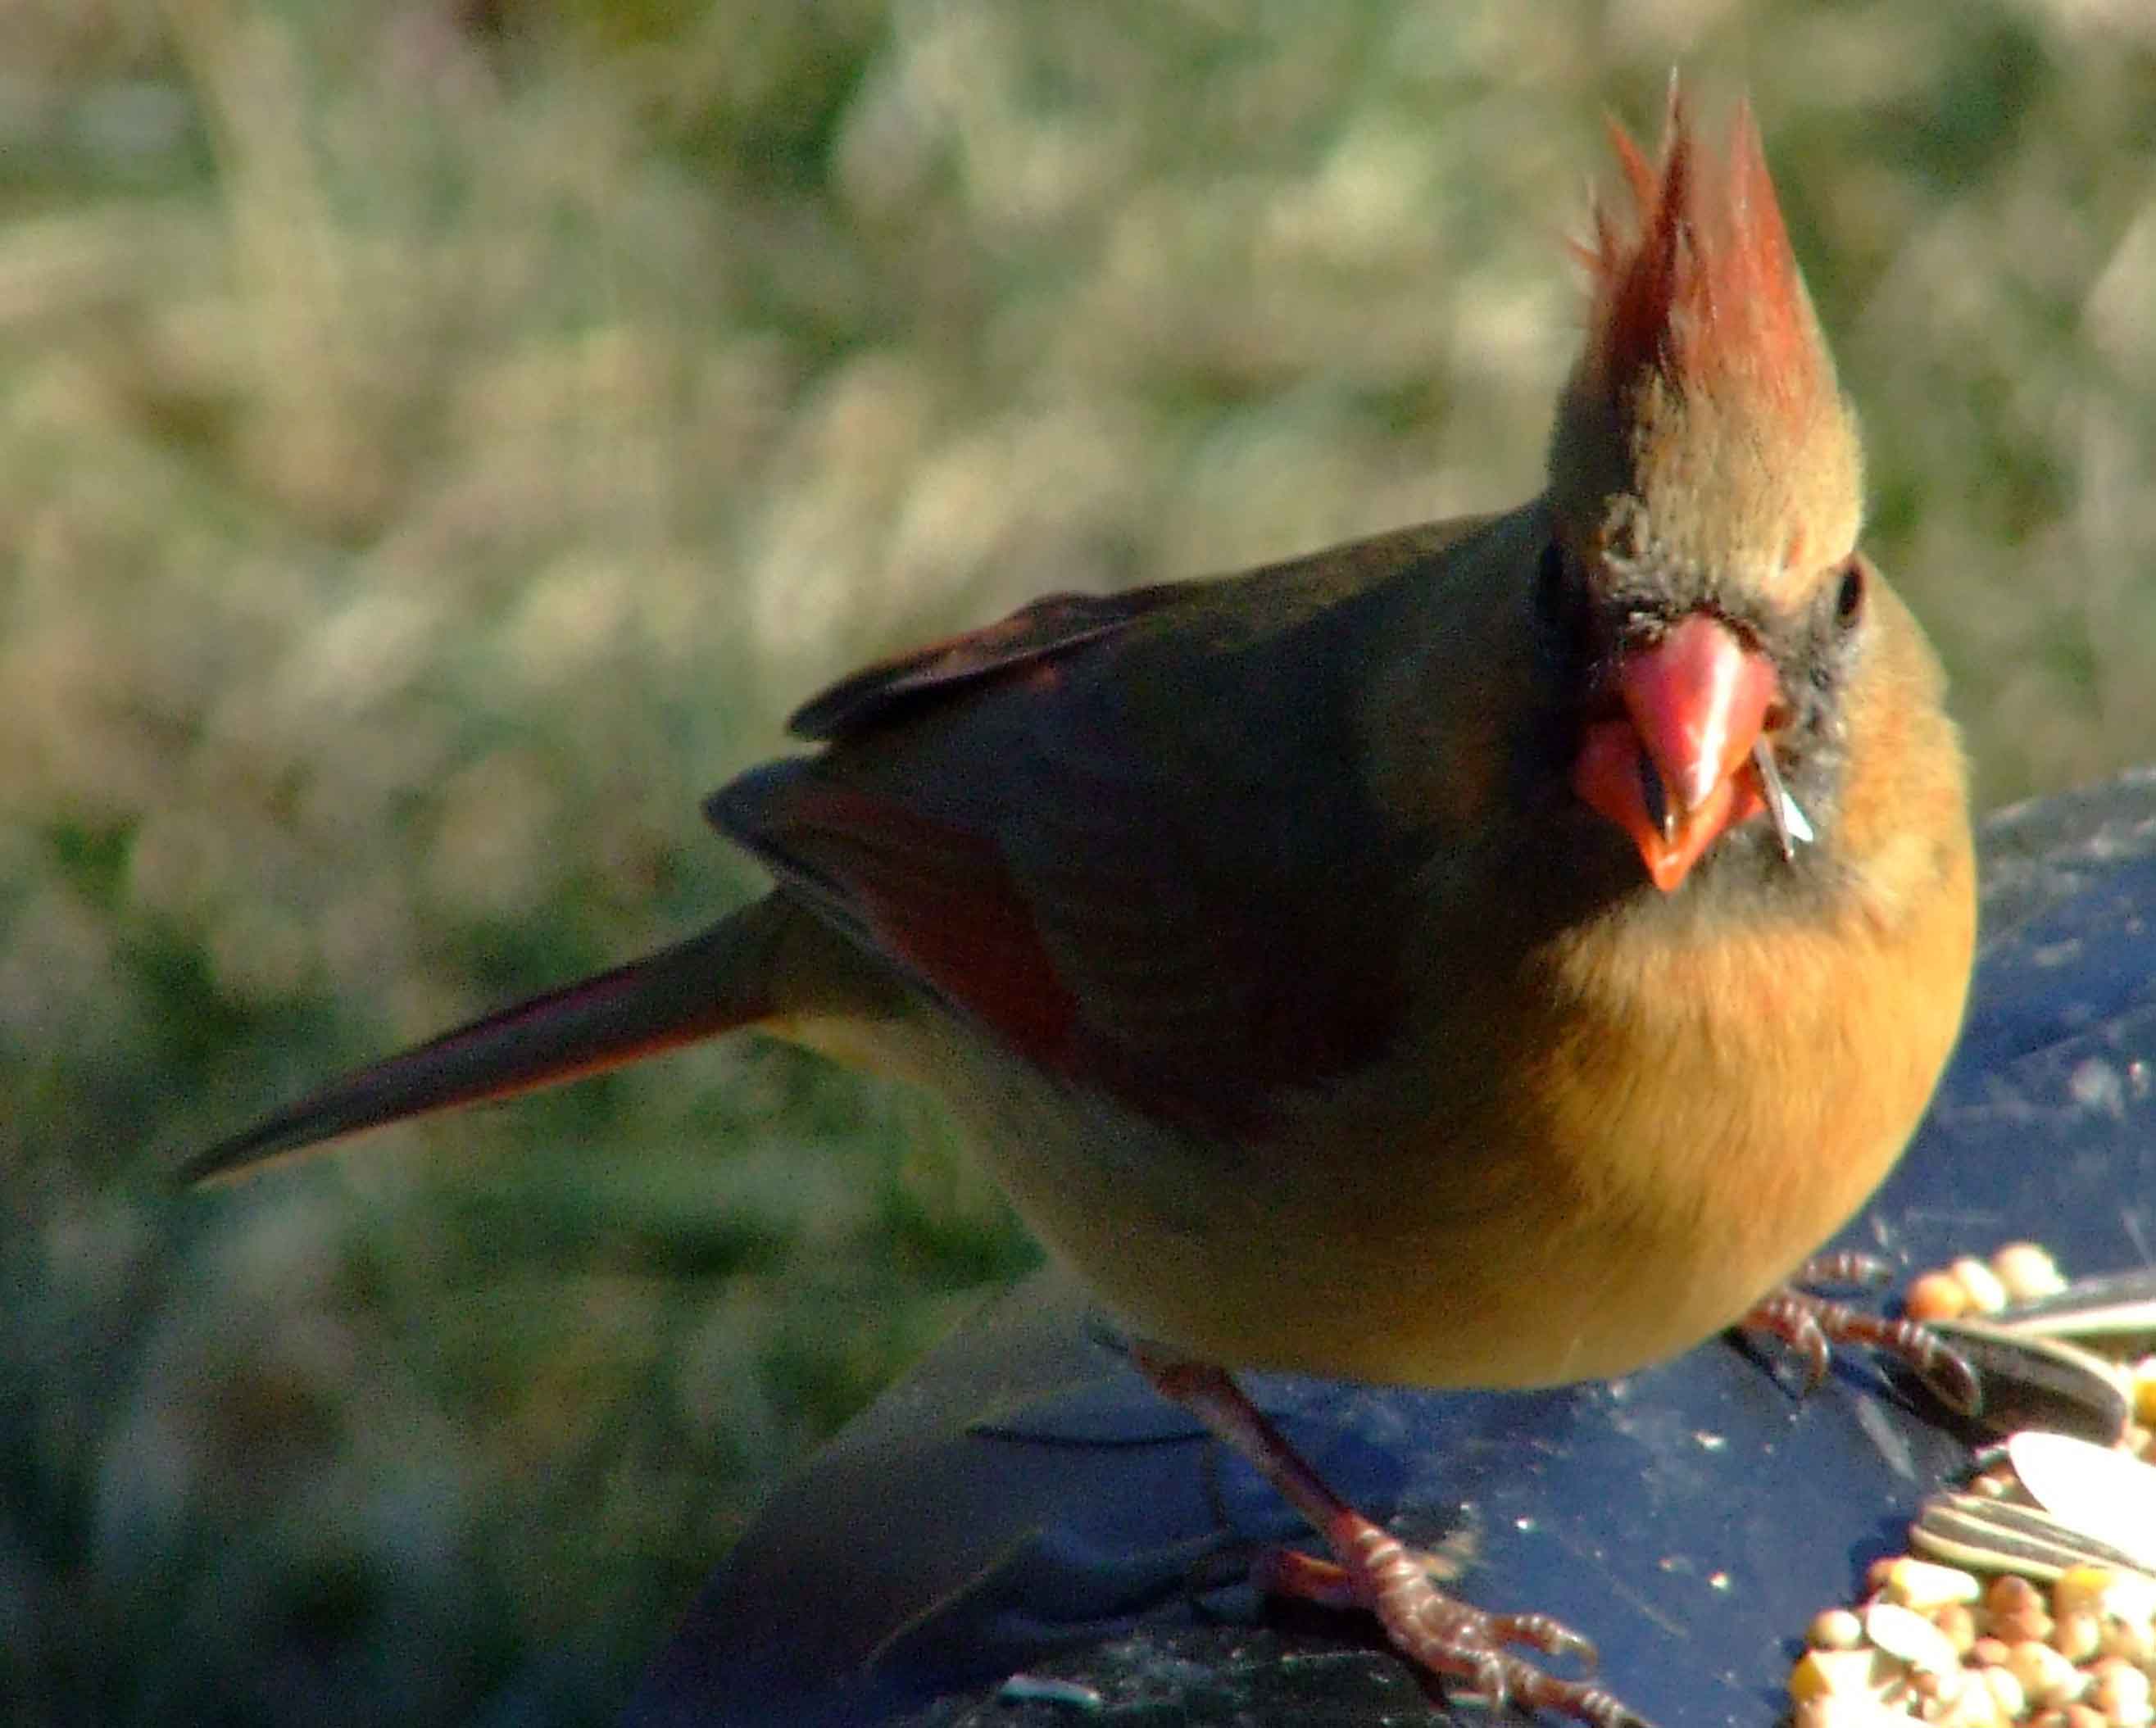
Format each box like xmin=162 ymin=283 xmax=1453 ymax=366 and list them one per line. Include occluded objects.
xmin=1550 ymin=87 xmax=1863 ymax=601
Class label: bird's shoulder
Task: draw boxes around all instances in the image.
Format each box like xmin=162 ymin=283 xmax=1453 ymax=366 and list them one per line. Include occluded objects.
xmin=783 ymin=511 xmax=1505 ymax=747
xmin=702 ymin=509 xmax=1528 ymax=1132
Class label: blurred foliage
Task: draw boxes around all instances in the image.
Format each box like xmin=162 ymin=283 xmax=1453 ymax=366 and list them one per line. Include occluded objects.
xmin=2 ymin=0 xmax=2154 ymax=1721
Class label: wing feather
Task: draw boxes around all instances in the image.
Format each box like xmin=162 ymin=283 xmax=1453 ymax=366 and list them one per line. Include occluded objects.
xmin=715 ymin=532 xmax=1465 ymax=1134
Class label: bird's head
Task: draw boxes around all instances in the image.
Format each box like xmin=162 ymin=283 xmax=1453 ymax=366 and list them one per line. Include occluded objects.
xmin=1543 ymin=88 xmax=1867 ymax=895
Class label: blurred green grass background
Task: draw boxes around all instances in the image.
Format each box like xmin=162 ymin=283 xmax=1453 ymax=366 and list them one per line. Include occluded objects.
xmin=4 ymin=1 xmax=2154 ymax=1721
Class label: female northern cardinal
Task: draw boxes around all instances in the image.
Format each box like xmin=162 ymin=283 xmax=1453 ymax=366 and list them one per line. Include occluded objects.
xmin=188 ymin=92 xmax=1977 ymax=1726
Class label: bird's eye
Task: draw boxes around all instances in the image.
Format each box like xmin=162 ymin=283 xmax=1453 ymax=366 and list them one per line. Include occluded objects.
xmin=1834 ymin=560 xmax=1866 ymax=628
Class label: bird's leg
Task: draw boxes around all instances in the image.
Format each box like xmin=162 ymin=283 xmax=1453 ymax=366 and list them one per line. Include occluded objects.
xmin=1130 ymin=1343 xmax=1650 ymax=1728
xmin=1741 ymin=1250 xmax=1981 ymax=1415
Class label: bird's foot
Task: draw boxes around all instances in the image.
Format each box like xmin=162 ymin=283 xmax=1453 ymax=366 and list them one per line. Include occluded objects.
xmin=1132 ymin=1342 xmax=1652 ymax=1727
xmin=1744 ymin=1250 xmax=1981 ymax=1415
xmin=1254 ymin=1528 xmax=1644 ymax=1727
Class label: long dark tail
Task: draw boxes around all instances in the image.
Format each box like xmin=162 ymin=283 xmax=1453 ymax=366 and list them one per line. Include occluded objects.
xmin=182 ymin=905 xmax=783 ymax=1186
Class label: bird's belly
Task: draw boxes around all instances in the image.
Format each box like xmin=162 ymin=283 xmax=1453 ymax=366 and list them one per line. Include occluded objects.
xmin=976 ymin=1101 xmax=1895 ymax=1390
xmin=901 ymin=1044 xmax=1859 ymax=1390
xmin=848 ymin=921 xmax=1965 ymax=1393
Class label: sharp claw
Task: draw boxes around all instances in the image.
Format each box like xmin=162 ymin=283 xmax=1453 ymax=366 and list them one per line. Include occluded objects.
xmin=1474 ymin=1652 xmax=1513 ymax=1712
xmin=1795 ymin=1250 xmax=1892 ymax=1290
xmin=1930 ymin=1349 xmax=1985 ymax=1419
xmin=1487 ymin=1608 xmax=1599 ymax=1668
xmin=1789 ymin=1305 xmax=1832 ymax=1393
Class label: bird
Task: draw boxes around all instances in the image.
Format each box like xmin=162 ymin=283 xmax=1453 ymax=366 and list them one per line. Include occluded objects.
xmin=186 ymin=88 xmax=1978 ymax=1727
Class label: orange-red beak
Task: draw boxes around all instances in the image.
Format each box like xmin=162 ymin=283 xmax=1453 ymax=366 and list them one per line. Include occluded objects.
xmin=1572 ymin=615 xmax=1777 ymax=893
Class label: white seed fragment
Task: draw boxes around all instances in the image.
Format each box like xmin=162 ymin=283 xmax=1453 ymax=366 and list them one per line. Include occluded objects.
xmin=2004 ymin=1638 xmax=2089 ymax=1708
xmin=1993 ymin=1242 xmax=2068 ymax=1304
xmin=1791 ymin=1647 xmax=1896 ymax=1703
xmin=2009 ymin=1432 xmax=2156 ymax=1573
xmin=2055 ymin=1605 xmax=2102 ymax=1662
xmin=1883 ymin=1558 xmax=1984 ymax=1612
xmin=2090 ymin=1658 xmax=2154 ymax=1728
xmin=1866 ymin=1602 xmax=1961 ymax=1676
xmin=1953 ymin=1257 xmax=2010 ymax=1316
xmin=1933 ymin=1674 xmax=2004 ymax=1728
xmin=1981 ymin=1666 xmax=2027 ymax=1722
xmin=1810 ymin=1607 xmax=1866 ymax=1650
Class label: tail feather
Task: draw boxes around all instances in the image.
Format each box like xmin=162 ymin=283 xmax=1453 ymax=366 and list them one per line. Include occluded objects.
xmin=182 ymin=909 xmax=778 ymax=1186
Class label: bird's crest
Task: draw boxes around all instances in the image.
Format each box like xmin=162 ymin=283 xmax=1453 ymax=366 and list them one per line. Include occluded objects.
xmin=1576 ymin=88 xmax=1827 ymax=430
xmin=1553 ymin=86 xmax=1862 ymax=596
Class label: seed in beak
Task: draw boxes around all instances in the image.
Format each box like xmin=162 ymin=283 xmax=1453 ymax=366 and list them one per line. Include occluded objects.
xmin=1750 ymin=740 xmax=1814 ymax=863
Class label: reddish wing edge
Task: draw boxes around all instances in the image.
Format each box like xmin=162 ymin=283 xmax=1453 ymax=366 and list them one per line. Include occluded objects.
xmin=180 ymin=918 xmax=768 ymax=1185
xmin=709 ymin=765 xmax=1083 ymax=1077
xmin=787 ymin=584 xmax=1183 ymax=741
